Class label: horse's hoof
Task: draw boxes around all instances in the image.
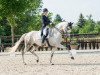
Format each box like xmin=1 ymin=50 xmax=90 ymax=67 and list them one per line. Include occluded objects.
xmin=52 ymin=63 xmax=54 ymax=65
xmin=24 ymin=63 xmax=27 ymax=65
xmin=36 ymin=60 xmax=39 ymax=63
xmin=71 ymin=57 xmax=74 ymax=60
xmin=50 ymin=63 xmax=54 ymax=65
xmin=23 ymin=62 xmax=27 ymax=65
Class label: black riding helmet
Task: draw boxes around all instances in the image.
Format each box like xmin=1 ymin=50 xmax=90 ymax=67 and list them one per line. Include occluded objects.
xmin=43 ymin=8 xmax=48 ymax=12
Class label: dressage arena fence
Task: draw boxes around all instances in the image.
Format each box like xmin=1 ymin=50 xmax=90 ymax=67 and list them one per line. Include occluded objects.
xmin=0 ymin=33 xmax=100 ymax=52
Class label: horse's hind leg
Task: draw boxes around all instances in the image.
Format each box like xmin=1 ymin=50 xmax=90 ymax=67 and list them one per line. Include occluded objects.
xmin=22 ymin=50 xmax=27 ymax=65
xmin=22 ymin=46 xmax=28 ymax=65
xmin=28 ymin=45 xmax=39 ymax=63
xmin=30 ymin=48 xmax=39 ymax=63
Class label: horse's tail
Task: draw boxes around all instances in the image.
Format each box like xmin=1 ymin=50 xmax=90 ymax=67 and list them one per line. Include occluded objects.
xmin=10 ymin=33 xmax=26 ymax=53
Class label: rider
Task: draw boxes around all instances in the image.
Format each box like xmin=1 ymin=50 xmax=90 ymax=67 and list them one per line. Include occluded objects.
xmin=41 ymin=8 xmax=52 ymax=47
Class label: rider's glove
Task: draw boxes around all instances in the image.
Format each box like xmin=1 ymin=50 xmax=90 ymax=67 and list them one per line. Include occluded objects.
xmin=50 ymin=23 xmax=55 ymax=27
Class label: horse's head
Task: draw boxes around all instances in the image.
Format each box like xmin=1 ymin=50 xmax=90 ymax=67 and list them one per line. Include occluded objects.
xmin=56 ymin=22 xmax=73 ymax=34
xmin=68 ymin=22 xmax=73 ymax=29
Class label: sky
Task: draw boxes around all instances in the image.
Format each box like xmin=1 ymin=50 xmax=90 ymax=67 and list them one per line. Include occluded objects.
xmin=42 ymin=0 xmax=100 ymax=23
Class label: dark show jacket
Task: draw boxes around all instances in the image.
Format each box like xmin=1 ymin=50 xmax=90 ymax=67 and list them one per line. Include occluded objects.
xmin=42 ymin=15 xmax=51 ymax=28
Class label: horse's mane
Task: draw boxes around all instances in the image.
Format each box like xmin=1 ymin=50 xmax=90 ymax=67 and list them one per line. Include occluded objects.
xmin=55 ymin=22 xmax=67 ymax=28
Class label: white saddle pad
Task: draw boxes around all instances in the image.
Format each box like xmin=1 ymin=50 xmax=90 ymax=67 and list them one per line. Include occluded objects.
xmin=43 ymin=27 xmax=51 ymax=38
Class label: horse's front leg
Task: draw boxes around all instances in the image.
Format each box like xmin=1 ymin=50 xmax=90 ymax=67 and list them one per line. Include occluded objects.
xmin=50 ymin=44 xmax=65 ymax=65
xmin=57 ymin=44 xmax=75 ymax=59
xmin=68 ymin=50 xmax=75 ymax=60
xmin=50 ymin=48 xmax=55 ymax=65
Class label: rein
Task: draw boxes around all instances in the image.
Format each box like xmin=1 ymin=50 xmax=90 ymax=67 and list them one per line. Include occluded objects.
xmin=53 ymin=26 xmax=70 ymax=38
xmin=53 ymin=26 xmax=64 ymax=35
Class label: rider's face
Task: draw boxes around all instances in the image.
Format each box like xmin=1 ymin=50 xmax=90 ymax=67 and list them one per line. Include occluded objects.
xmin=44 ymin=11 xmax=48 ymax=16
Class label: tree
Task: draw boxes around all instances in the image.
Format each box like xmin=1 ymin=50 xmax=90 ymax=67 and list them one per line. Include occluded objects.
xmin=15 ymin=11 xmax=53 ymax=35
xmin=71 ymin=25 xmax=80 ymax=34
xmin=15 ymin=12 xmax=42 ymax=35
xmin=93 ymin=21 xmax=100 ymax=33
xmin=0 ymin=17 xmax=11 ymax=36
xmin=0 ymin=0 xmax=42 ymax=46
xmin=77 ymin=13 xmax=85 ymax=28
xmin=54 ymin=14 xmax=62 ymax=24
xmin=79 ymin=15 xmax=95 ymax=34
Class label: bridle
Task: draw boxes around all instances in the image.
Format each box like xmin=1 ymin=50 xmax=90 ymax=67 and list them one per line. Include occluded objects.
xmin=53 ymin=26 xmax=70 ymax=38
xmin=53 ymin=27 xmax=64 ymax=34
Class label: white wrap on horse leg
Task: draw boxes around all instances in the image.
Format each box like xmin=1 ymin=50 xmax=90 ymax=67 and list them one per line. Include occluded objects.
xmin=68 ymin=49 xmax=77 ymax=57
xmin=10 ymin=52 xmax=16 ymax=57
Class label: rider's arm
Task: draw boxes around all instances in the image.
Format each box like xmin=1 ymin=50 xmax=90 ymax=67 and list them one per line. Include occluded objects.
xmin=42 ymin=15 xmax=51 ymax=26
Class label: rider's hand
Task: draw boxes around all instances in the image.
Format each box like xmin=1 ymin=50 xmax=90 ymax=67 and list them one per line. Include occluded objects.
xmin=50 ymin=23 xmax=55 ymax=27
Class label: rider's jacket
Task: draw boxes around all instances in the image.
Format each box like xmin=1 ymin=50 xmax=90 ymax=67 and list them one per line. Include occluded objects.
xmin=42 ymin=15 xmax=51 ymax=28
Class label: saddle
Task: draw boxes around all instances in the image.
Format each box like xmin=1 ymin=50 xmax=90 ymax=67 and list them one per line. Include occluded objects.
xmin=42 ymin=27 xmax=53 ymax=38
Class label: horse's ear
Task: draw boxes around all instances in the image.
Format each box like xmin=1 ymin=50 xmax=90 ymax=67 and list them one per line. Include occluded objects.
xmin=68 ymin=22 xmax=73 ymax=26
xmin=68 ymin=22 xmax=73 ymax=29
xmin=71 ymin=22 xmax=73 ymax=25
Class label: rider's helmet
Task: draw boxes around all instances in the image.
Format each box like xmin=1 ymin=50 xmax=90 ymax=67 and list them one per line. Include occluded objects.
xmin=43 ymin=8 xmax=48 ymax=12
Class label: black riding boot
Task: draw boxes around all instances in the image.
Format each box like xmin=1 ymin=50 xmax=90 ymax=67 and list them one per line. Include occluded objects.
xmin=42 ymin=35 xmax=46 ymax=44
xmin=46 ymin=38 xmax=52 ymax=48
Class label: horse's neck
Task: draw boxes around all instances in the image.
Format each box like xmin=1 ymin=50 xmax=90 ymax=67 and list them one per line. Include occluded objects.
xmin=52 ymin=28 xmax=62 ymax=38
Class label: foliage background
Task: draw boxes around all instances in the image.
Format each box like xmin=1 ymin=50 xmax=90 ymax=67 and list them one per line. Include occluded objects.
xmin=0 ymin=0 xmax=100 ymax=36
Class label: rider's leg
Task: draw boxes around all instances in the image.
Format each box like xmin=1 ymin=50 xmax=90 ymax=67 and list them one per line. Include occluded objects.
xmin=45 ymin=28 xmax=52 ymax=47
xmin=41 ymin=27 xmax=46 ymax=46
xmin=42 ymin=27 xmax=51 ymax=47
xmin=41 ymin=27 xmax=44 ymax=37
xmin=42 ymin=35 xmax=46 ymax=44
xmin=42 ymin=35 xmax=52 ymax=47
xmin=45 ymin=38 xmax=52 ymax=47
